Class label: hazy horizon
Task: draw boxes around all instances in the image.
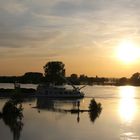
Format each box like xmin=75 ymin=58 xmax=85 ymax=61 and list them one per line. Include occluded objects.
xmin=1 ymin=0 xmax=140 ymax=77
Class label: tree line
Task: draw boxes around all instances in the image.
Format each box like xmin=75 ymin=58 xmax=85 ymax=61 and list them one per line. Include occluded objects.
xmin=116 ymin=72 xmax=140 ymax=86
xmin=0 ymin=72 xmax=43 ymax=84
xmin=0 ymin=72 xmax=109 ymax=85
xmin=0 ymin=61 xmax=140 ymax=86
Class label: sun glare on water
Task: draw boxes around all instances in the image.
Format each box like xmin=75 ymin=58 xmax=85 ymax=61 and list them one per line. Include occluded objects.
xmin=119 ymin=86 xmax=136 ymax=123
xmin=116 ymin=40 xmax=140 ymax=64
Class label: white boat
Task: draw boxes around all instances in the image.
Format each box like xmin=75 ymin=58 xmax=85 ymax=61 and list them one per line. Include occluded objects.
xmin=36 ymin=84 xmax=85 ymax=99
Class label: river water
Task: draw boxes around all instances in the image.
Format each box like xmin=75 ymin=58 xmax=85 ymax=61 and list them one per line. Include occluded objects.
xmin=0 ymin=84 xmax=140 ymax=140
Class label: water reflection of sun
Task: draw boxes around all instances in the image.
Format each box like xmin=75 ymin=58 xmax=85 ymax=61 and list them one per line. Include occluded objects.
xmin=119 ymin=86 xmax=136 ymax=123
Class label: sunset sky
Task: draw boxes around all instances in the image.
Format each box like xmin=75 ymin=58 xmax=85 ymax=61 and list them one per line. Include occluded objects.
xmin=0 ymin=0 xmax=140 ymax=77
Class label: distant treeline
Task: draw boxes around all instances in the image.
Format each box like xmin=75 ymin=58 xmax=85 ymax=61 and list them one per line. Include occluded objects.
xmin=67 ymin=74 xmax=109 ymax=85
xmin=0 ymin=72 xmax=140 ymax=86
xmin=0 ymin=72 xmax=110 ymax=85
xmin=116 ymin=72 xmax=140 ymax=86
xmin=0 ymin=72 xmax=43 ymax=84
xmin=68 ymin=72 xmax=140 ymax=86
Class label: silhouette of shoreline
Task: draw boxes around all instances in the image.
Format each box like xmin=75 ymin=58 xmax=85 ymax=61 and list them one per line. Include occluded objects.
xmin=0 ymin=61 xmax=140 ymax=86
xmin=0 ymin=71 xmax=140 ymax=86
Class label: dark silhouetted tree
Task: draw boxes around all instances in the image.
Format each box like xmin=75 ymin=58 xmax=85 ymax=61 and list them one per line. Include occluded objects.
xmin=117 ymin=77 xmax=129 ymax=85
xmin=21 ymin=72 xmax=43 ymax=83
xmin=43 ymin=61 xmax=65 ymax=85
xmin=1 ymin=100 xmax=23 ymax=140
xmin=88 ymin=98 xmax=102 ymax=123
xmin=130 ymin=72 xmax=140 ymax=85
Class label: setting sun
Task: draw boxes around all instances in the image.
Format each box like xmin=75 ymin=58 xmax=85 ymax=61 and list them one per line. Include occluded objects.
xmin=116 ymin=40 xmax=140 ymax=64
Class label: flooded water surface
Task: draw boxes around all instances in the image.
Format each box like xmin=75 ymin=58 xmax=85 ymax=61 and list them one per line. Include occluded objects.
xmin=0 ymin=84 xmax=140 ymax=140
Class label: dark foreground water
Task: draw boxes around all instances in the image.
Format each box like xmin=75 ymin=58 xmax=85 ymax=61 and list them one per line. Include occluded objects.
xmin=0 ymin=84 xmax=140 ymax=140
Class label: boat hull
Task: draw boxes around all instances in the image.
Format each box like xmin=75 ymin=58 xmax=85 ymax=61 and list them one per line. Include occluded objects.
xmin=36 ymin=85 xmax=85 ymax=99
